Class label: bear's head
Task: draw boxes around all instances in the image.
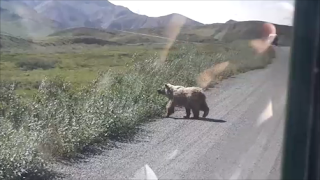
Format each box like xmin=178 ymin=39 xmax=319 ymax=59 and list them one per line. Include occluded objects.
xmin=157 ymin=84 xmax=174 ymax=99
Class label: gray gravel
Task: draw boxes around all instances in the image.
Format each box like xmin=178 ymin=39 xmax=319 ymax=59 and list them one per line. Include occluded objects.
xmin=51 ymin=46 xmax=290 ymax=180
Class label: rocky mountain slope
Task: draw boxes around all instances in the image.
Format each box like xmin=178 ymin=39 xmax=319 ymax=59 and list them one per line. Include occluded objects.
xmin=0 ymin=0 xmax=62 ymax=37
xmin=0 ymin=0 xmax=202 ymax=38
xmin=1 ymin=0 xmax=293 ymax=46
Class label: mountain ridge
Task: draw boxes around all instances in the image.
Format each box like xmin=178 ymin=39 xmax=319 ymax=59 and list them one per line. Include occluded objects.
xmin=0 ymin=0 xmax=202 ymax=36
xmin=1 ymin=0 xmax=293 ymax=44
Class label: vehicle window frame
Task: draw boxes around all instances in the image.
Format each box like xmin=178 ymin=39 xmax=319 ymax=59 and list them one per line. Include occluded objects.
xmin=281 ymin=1 xmax=320 ymax=179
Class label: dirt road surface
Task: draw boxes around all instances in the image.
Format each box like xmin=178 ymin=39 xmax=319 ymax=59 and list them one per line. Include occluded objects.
xmin=52 ymin=46 xmax=290 ymax=180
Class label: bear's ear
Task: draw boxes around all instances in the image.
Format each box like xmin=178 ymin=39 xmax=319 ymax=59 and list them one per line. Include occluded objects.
xmin=165 ymin=84 xmax=170 ymax=90
xmin=164 ymin=84 xmax=173 ymax=94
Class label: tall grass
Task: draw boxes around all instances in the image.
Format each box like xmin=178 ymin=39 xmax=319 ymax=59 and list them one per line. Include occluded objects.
xmin=0 ymin=41 xmax=275 ymax=179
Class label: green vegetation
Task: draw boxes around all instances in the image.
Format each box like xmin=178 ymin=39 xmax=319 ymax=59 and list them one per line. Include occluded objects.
xmin=0 ymin=40 xmax=274 ymax=179
xmin=0 ymin=44 xmax=159 ymax=97
xmin=0 ymin=25 xmax=276 ymax=179
xmin=0 ymin=3 xmax=290 ymax=178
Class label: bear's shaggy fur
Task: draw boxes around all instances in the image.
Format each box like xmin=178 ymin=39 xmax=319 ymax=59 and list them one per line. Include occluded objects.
xmin=157 ymin=83 xmax=210 ymax=119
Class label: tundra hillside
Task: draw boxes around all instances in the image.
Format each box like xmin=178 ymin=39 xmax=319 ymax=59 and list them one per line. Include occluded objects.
xmin=0 ymin=22 xmax=283 ymax=179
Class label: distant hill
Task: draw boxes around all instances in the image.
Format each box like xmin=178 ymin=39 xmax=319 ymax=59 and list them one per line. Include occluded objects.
xmin=0 ymin=0 xmax=293 ymax=47
xmin=132 ymin=20 xmax=293 ymax=46
xmin=0 ymin=33 xmax=36 ymax=49
xmin=208 ymin=20 xmax=293 ymax=45
xmin=46 ymin=27 xmax=168 ymax=45
xmin=45 ymin=20 xmax=293 ymax=46
xmin=48 ymin=27 xmax=118 ymax=39
xmin=1 ymin=0 xmax=292 ymax=45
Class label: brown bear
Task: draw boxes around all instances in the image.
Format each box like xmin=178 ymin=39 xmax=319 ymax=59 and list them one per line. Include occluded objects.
xmin=157 ymin=83 xmax=210 ymax=119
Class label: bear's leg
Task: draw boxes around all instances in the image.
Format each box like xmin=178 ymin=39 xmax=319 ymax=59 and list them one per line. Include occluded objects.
xmin=166 ymin=107 xmax=174 ymax=117
xmin=201 ymin=101 xmax=210 ymax=118
xmin=184 ymin=108 xmax=191 ymax=119
xmin=165 ymin=101 xmax=175 ymax=118
xmin=191 ymin=107 xmax=200 ymax=119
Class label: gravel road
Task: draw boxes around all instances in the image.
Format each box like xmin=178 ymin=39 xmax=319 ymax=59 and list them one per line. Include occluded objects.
xmin=52 ymin=46 xmax=290 ymax=180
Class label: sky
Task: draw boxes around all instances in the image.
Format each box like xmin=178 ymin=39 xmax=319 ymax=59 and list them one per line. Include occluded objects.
xmin=109 ymin=0 xmax=295 ymax=26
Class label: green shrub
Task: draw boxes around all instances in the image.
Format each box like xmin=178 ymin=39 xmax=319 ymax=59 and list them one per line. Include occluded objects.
xmin=15 ymin=58 xmax=59 ymax=71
